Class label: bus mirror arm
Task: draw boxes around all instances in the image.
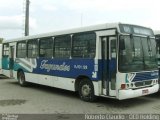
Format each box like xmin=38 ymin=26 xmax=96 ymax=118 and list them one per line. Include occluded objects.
xmin=130 ymin=34 xmax=133 ymax=39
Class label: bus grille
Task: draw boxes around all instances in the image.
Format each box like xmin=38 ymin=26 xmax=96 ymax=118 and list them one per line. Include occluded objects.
xmin=135 ymin=80 xmax=152 ymax=87
xmin=133 ymin=72 xmax=158 ymax=82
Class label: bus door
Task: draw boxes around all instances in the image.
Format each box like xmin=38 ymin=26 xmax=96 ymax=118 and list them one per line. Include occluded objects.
xmin=101 ymin=36 xmax=117 ymax=97
xmin=9 ymin=45 xmax=15 ymax=78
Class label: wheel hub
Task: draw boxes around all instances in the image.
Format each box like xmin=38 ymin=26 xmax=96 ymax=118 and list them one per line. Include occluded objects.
xmin=81 ymin=84 xmax=91 ymax=96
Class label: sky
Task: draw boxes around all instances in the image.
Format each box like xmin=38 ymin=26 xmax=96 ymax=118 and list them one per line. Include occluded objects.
xmin=0 ymin=0 xmax=160 ymax=39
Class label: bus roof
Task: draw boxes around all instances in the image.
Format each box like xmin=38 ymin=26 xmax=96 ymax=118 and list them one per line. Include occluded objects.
xmin=4 ymin=22 xmax=152 ymax=43
xmin=4 ymin=22 xmax=119 ymax=43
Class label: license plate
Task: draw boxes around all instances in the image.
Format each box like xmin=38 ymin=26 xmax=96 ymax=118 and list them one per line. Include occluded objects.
xmin=142 ymin=89 xmax=149 ymax=94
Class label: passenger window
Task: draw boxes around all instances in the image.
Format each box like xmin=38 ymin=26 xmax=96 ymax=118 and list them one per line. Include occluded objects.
xmin=72 ymin=32 xmax=96 ymax=58
xmin=39 ymin=38 xmax=53 ymax=58
xmin=27 ymin=40 xmax=38 ymax=58
xmin=17 ymin=41 xmax=26 ymax=58
xmin=54 ymin=35 xmax=71 ymax=58
xmin=3 ymin=43 xmax=9 ymax=56
xmin=110 ymin=39 xmax=116 ymax=58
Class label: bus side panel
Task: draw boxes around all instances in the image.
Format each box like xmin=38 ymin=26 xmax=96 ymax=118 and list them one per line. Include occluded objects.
xmin=2 ymin=57 xmax=10 ymax=77
xmin=14 ymin=58 xmax=102 ymax=81
xmin=2 ymin=57 xmax=9 ymax=70
xmin=13 ymin=58 xmax=103 ymax=94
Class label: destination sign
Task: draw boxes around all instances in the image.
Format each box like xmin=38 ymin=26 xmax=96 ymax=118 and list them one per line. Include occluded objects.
xmin=119 ymin=24 xmax=154 ymax=36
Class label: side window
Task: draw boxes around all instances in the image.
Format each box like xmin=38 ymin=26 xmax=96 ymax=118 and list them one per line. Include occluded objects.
xmin=17 ymin=41 xmax=26 ymax=58
xmin=27 ymin=40 xmax=38 ymax=58
xmin=156 ymin=36 xmax=160 ymax=54
xmin=39 ymin=38 xmax=53 ymax=58
xmin=3 ymin=43 xmax=9 ymax=57
xmin=72 ymin=32 xmax=96 ymax=58
xmin=54 ymin=35 xmax=71 ymax=58
xmin=110 ymin=38 xmax=117 ymax=58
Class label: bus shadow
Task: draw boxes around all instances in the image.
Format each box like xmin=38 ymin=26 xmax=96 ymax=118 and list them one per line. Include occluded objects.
xmin=9 ymin=81 xmax=79 ymax=99
xmin=0 ymin=75 xmax=9 ymax=79
xmin=8 ymin=81 xmax=156 ymax=109
xmin=94 ymin=95 xmax=154 ymax=110
xmin=143 ymin=91 xmax=160 ymax=98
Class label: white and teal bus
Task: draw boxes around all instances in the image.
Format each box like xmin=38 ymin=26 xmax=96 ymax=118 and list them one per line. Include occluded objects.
xmin=2 ymin=23 xmax=159 ymax=101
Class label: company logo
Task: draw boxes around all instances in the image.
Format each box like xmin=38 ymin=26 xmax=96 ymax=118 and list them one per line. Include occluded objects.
xmin=127 ymin=73 xmax=136 ymax=82
xmin=151 ymin=72 xmax=158 ymax=76
xmin=40 ymin=60 xmax=70 ymax=72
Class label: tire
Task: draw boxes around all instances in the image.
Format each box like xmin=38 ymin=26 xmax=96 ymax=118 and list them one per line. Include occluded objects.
xmin=18 ymin=71 xmax=27 ymax=87
xmin=78 ymin=79 xmax=96 ymax=102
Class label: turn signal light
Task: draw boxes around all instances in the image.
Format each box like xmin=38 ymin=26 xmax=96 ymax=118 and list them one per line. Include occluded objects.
xmin=121 ymin=84 xmax=126 ymax=89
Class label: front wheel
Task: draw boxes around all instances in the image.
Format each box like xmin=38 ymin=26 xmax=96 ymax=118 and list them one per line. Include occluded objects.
xmin=18 ymin=71 xmax=27 ymax=86
xmin=78 ymin=79 xmax=96 ymax=102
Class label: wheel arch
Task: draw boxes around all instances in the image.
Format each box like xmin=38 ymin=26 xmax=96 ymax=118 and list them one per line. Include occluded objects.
xmin=75 ymin=75 xmax=97 ymax=102
xmin=17 ymin=69 xmax=24 ymax=79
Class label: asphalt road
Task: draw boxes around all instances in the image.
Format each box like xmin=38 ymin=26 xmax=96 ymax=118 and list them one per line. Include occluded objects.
xmin=0 ymin=78 xmax=160 ymax=119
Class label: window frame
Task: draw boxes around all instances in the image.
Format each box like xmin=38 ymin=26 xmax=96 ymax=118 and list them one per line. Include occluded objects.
xmin=72 ymin=32 xmax=96 ymax=58
xmin=39 ymin=37 xmax=53 ymax=58
xmin=16 ymin=41 xmax=27 ymax=58
xmin=54 ymin=35 xmax=71 ymax=58
xmin=2 ymin=43 xmax=9 ymax=57
xmin=27 ymin=39 xmax=39 ymax=58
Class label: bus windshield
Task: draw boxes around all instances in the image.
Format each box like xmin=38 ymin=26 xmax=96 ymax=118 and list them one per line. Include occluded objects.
xmin=119 ymin=35 xmax=157 ymax=72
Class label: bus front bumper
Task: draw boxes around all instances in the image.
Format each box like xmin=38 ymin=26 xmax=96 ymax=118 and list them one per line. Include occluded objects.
xmin=118 ymin=84 xmax=159 ymax=100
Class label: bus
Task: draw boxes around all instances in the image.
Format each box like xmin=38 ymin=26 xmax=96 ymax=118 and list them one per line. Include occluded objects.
xmin=2 ymin=23 xmax=159 ymax=102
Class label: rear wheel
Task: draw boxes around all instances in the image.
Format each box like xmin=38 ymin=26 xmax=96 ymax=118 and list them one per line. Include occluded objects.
xmin=18 ymin=71 xmax=27 ymax=86
xmin=78 ymin=79 xmax=96 ymax=102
